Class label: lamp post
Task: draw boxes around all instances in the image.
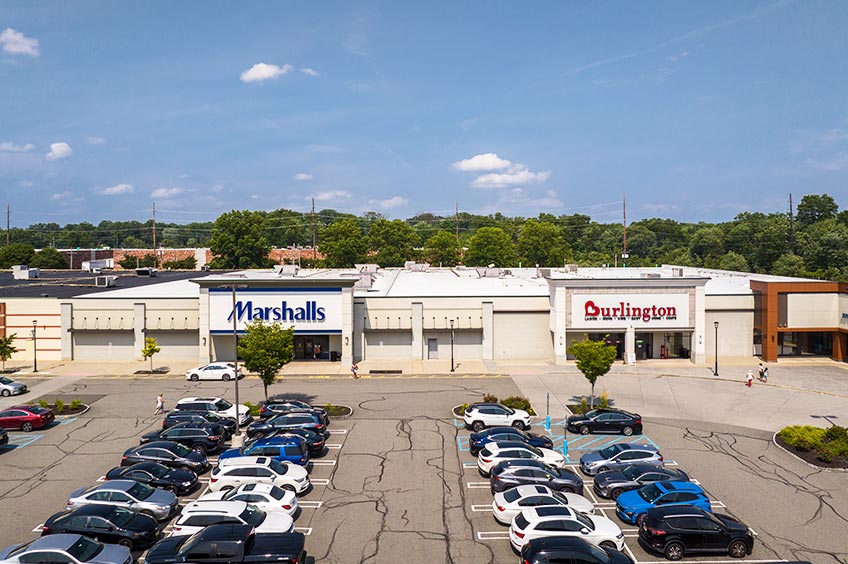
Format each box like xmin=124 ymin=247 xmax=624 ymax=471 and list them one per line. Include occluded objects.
xmin=713 ymin=321 xmax=719 ymax=376
xmin=32 ymin=320 xmax=38 ymax=373
xmin=449 ymin=319 xmax=455 ymax=372
xmin=223 ymin=284 xmax=248 ymax=446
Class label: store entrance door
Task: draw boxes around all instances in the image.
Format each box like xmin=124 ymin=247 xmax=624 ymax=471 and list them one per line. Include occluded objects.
xmin=294 ymin=335 xmax=330 ymax=360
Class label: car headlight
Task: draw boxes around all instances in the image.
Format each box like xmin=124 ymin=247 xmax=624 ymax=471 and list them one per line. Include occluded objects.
xmin=156 ymin=504 xmax=170 ymax=511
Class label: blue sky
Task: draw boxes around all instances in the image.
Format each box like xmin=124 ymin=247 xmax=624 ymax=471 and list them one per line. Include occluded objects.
xmin=2 ymin=1 xmax=847 ymax=228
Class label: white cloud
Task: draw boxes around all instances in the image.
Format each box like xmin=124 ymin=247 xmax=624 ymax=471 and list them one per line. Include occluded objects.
xmin=0 ymin=28 xmax=39 ymax=57
xmin=312 ymin=190 xmax=351 ymax=202
xmin=306 ymin=144 xmax=346 ymax=154
xmin=50 ymin=191 xmax=70 ymax=201
xmin=804 ymin=152 xmax=848 ymax=172
xmin=471 ymin=167 xmax=551 ymax=189
xmin=451 ymin=153 xmax=512 ymax=172
xmin=100 ymin=183 xmax=134 ymax=196
xmin=210 ymin=184 xmax=224 ymax=193
xmin=369 ymin=195 xmax=408 ymax=209
xmin=293 ymin=173 xmax=313 ymax=181
xmin=86 ymin=136 xmax=107 ymax=145
xmin=0 ymin=141 xmax=34 ymax=152
xmin=300 ymin=67 xmax=320 ymax=77
xmin=151 ymin=187 xmax=184 ymax=199
xmin=45 ymin=142 xmax=73 ymax=161
xmin=240 ymin=63 xmax=294 ymax=83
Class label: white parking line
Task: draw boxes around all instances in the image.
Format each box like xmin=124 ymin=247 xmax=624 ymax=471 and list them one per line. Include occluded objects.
xmin=638 ymin=561 xmax=786 ymax=564
xmin=96 ymin=475 xmax=107 ymax=482
xmin=293 ymin=527 xmax=312 ymax=535
xmin=476 ymin=531 xmax=510 ymax=540
xmin=298 ymin=501 xmax=324 ymax=509
xmin=311 ymin=460 xmax=336 ymax=466
xmin=462 ymin=462 xmax=478 ymax=468
xmin=471 ymin=504 xmax=491 ymax=512
xmin=466 ymin=481 xmax=490 ymax=489
xmin=327 ymin=429 xmax=348 ymax=435
xmin=710 ymin=501 xmax=727 ymax=508
xmin=31 ymin=524 xmax=44 ymax=533
xmin=311 ymin=478 xmax=330 ymax=486
xmin=690 ymin=478 xmax=701 ymax=485
xmin=325 ymin=444 xmax=342 ymax=449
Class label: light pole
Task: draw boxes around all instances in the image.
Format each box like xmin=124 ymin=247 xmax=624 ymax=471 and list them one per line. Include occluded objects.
xmin=449 ymin=319 xmax=455 ymax=372
xmin=31 ymin=320 xmax=38 ymax=373
xmin=224 ymin=284 xmax=248 ymax=446
xmin=713 ymin=321 xmax=719 ymax=376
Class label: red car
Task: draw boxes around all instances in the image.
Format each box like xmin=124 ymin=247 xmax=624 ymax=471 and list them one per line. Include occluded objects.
xmin=0 ymin=405 xmax=55 ymax=431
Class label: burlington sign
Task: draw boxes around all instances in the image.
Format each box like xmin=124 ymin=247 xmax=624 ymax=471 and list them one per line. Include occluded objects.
xmin=571 ymin=293 xmax=690 ymax=329
xmin=209 ymin=289 xmax=342 ymax=333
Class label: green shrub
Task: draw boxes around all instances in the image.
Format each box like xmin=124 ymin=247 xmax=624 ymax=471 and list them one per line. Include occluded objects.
xmin=70 ymin=399 xmax=82 ymax=410
xmin=243 ymin=402 xmax=261 ymax=416
xmin=54 ymin=399 xmax=65 ymax=414
xmin=38 ymin=399 xmax=49 ymax=409
xmin=599 ymin=391 xmax=609 ymax=409
xmin=483 ymin=393 xmax=499 ymax=403
xmin=324 ymin=403 xmax=347 ymax=417
xmin=824 ymin=425 xmax=848 ymax=443
xmin=457 ymin=402 xmax=469 ymax=415
xmin=777 ymin=425 xmax=826 ymax=452
xmin=501 ymin=396 xmax=536 ymax=416
xmin=579 ymin=397 xmax=588 ymax=415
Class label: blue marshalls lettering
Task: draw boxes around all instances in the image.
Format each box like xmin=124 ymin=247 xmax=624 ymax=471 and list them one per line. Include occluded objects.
xmin=228 ymin=300 xmax=326 ymax=323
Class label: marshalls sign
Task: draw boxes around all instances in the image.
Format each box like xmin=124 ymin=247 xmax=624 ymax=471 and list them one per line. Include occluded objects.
xmin=209 ymin=288 xmax=343 ymax=333
xmin=571 ymin=294 xmax=690 ymax=329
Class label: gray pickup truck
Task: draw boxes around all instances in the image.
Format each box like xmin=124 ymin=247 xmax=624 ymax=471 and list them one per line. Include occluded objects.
xmin=145 ymin=524 xmax=305 ymax=564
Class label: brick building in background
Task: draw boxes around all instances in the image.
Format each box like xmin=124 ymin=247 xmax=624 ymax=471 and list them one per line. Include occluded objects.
xmin=58 ymin=247 xmax=323 ymax=270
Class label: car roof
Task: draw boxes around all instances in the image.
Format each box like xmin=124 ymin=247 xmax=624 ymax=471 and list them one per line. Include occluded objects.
xmin=191 ymin=524 xmax=253 ymax=542
xmin=178 ymin=397 xmax=224 ymax=403
xmin=495 ymin=459 xmax=553 ymax=471
xmin=183 ymin=500 xmax=248 ymax=514
xmin=524 ymin=536 xmax=601 ymax=553
xmin=218 ymin=456 xmax=273 ymax=467
xmin=523 ymin=505 xmax=575 ymax=520
xmin=613 ymin=443 xmax=658 ymax=452
xmin=7 ymin=405 xmax=39 ymax=411
xmin=648 ymin=505 xmax=710 ymax=518
xmin=134 ymin=440 xmax=186 ymax=450
xmin=655 ymin=481 xmax=703 ymax=493
xmin=232 ymin=483 xmax=278 ymax=494
xmin=253 ymin=437 xmax=302 ymax=446
xmin=512 ymin=484 xmax=552 ymax=497
xmin=89 ymin=480 xmax=136 ymax=492
xmin=22 ymin=535 xmax=88 ymax=551
xmin=487 ymin=441 xmax=536 ymax=452
xmin=62 ymin=505 xmax=120 ymax=517
xmin=469 ymin=402 xmax=505 ymax=408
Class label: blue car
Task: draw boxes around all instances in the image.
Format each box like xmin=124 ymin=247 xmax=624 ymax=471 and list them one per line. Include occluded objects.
xmin=615 ymin=481 xmax=711 ymax=525
xmin=468 ymin=427 xmax=553 ymax=456
xmin=219 ymin=436 xmax=310 ymax=466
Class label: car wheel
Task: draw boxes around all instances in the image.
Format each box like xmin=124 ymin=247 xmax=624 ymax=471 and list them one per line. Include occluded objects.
xmin=0 ymin=389 xmax=9 ymax=397
xmin=579 ymin=425 xmax=590 ymax=435
xmin=511 ymin=421 xmax=526 ymax=430
xmin=664 ymin=541 xmax=685 ymax=561
xmin=190 ymin=374 xmax=199 ymax=382
xmin=635 ymin=513 xmax=647 ymax=527
xmin=117 ymin=539 xmax=133 ymax=550
xmin=597 ymin=466 xmax=609 ymax=473
xmin=558 ymin=486 xmax=575 ymax=493
xmin=180 ymin=465 xmax=194 ymax=473
xmin=192 ymin=444 xmax=207 ymax=455
xmin=140 ymin=510 xmax=156 ymax=519
xmin=21 ymin=422 xmax=33 ymax=432
xmin=599 ymin=541 xmax=617 ymax=551
xmin=472 ymin=421 xmax=485 ymax=432
xmin=282 ymin=484 xmax=296 ymax=492
xmin=609 ymin=488 xmax=623 ymax=500
xmin=622 ymin=426 xmax=634 ymax=436
xmin=222 ymin=374 xmax=231 ymax=382
xmin=478 ymin=468 xmax=490 ymax=478
xmin=728 ymin=540 xmax=748 ymax=559
xmin=469 ymin=448 xmax=479 ymax=456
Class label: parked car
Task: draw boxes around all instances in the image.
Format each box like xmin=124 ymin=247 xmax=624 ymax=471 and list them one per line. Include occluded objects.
xmin=260 ymin=428 xmax=326 ymax=456
xmin=105 ymin=462 xmax=198 ymax=495
xmin=173 ymin=397 xmax=252 ymax=426
xmin=196 ymin=483 xmax=298 ymax=516
xmin=0 ymin=534 xmax=132 ymax=564
xmin=0 ymin=428 xmax=7 ymax=448
xmin=41 ymin=505 xmax=159 ymax=550
xmin=185 ymin=363 xmax=242 ymax=382
xmin=0 ymin=405 xmax=55 ymax=432
xmin=639 ymin=506 xmax=754 ymax=560
xmin=121 ymin=441 xmax=208 ymax=474
xmin=579 ymin=443 xmax=663 ymax=476
xmin=140 ymin=422 xmax=225 ymax=454
xmin=220 ymin=436 xmax=309 ymax=466
xmin=66 ymin=480 xmax=179 ymax=522
xmin=0 ymin=376 xmax=27 ymax=397
xmin=492 ymin=484 xmax=595 ymax=524
xmin=246 ymin=412 xmax=326 ymax=438
xmin=469 ymin=426 xmax=553 ymax=456
xmin=162 ymin=411 xmax=236 ymax=439
xmin=209 ymin=456 xmax=310 ymax=494
xmin=616 ymin=481 xmax=712 ymax=525
xmin=567 ymin=408 xmax=643 ymax=436
xmin=593 ymin=464 xmax=690 ymax=500
xmin=510 ymin=506 xmax=625 ymax=552
xmin=260 ymin=400 xmax=329 ymax=426
xmin=170 ymin=501 xmax=294 ymax=537
xmin=521 ymin=537 xmax=635 ymax=564
xmin=463 ymin=402 xmax=532 ymax=431
xmin=490 ymin=459 xmax=584 ymax=495
xmin=478 ymin=441 xmax=565 ymax=477
xmin=144 ymin=524 xmax=306 ymax=564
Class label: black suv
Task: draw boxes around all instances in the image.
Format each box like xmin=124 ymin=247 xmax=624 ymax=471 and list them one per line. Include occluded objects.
xmin=639 ymin=505 xmax=754 ymax=560
xmin=260 ymin=400 xmax=329 ymax=426
xmin=247 ymin=412 xmax=327 ymax=438
xmin=521 ymin=536 xmax=634 ymax=564
xmin=163 ymin=411 xmax=236 ymax=438
xmin=122 ymin=440 xmax=208 ymax=473
xmin=490 ymin=459 xmax=583 ymax=495
xmin=141 ymin=422 xmax=225 ymax=454
xmin=566 ymin=408 xmax=643 ymax=436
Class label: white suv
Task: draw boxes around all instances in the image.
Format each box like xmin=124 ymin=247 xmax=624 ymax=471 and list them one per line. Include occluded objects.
xmin=174 ymin=396 xmax=253 ymax=426
xmin=185 ymin=363 xmax=240 ymax=382
xmin=210 ymin=456 xmax=310 ymax=494
xmin=477 ymin=441 xmax=566 ymax=477
xmin=197 ymin=483 xmax=297 ymax=516
xmin=509 ymin=506 xmax=625 ymax=552
xmin=170 ymin=500 xmax=294 ymax=536
xmin=464 ymin=402 xmax=532 ymax=431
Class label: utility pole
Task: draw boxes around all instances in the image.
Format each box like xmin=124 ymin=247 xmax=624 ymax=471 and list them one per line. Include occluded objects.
xmin=621 ymin=193 xmax=629 ymax=267
xmin=311 ymin=197 xmax=316 ymax=262
xmin=5 ymin=204 xmax=9 ymax=246
xmin=152 ymin=201 xmax=157 ymax=267
xmin=788 ymin=193 xmax=796 ymax=254
xmin=455 ymin=202 xmax=459 ymax=244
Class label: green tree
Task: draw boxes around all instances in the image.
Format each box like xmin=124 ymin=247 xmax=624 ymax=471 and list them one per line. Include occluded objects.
xmin=0 ymin=334 xmax=18 ymax=372
xmin=118 ymin=254 xmax=157 ymax=269
xmin=424 ymin=230 xmax=461 ymax=266
xmin=797 ymin=220 xmax=848 ymax=273
xmin=141 ymin=337 xmax=161 ymax=373
xmin=796 ymin=193 xmax=838 ymax=229
xmin=320 ymin=219 xmax=368 ymax=267
xmin=121 ymin=235 xmax=146 ymax=248
xmin=464 ymin=227 xmax=517 ymax=267
xmin=771 ymin=253 xmax=807 ymax=277
xmin=163 ymin=257 xmax=197 ymax=270
xmin=518 ymin=220 xmax=571 ymax=266
xmin=208 ymin=210 xmax=272 ymax=269
xmin=567 ymin=338 xmax=617 ymax=408
xmin=238 ymin=319 xmax=295 ymax=401
xmin=367 ymin=219 xmax=421 ymax=267
xmin=0 ymin=243 xmax=36 ymax=268
xmin=717 ymin=251 xmax=749 ymax=272
xmin=688 ymin=226 xmax=724 ymax=264
xmin=30 ymin=248 xmax=68 ymax=269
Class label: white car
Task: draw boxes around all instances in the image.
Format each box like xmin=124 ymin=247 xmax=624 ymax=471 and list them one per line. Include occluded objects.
xmin=477 ymin=441 xmax=565 ymax=477
xmin=509 ymin=506 xmax=625 ymax=552
xmin=170 ymin=500 xmax=294 ymax=536
xmin=174 ymin=396 xmax=252 ymax=426
xmin=185 ymin=363 xmax=240 ymax=382
xmin=0 ymin=376 xmax=27 ymax=397
xmin=463 ymin=402 xmax=532 ymax=431
xmin=209 ymin=456 xmax=310 ymax=494
xmin=492 ymin=485 xmax=594 ymax=524
xmin=196 ymin=483 xmax=298 ymax=516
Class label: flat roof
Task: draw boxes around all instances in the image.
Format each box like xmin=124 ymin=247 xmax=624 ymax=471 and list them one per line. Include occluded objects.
xmin=364 ymin=268 xmax=550 ymax=298
xmin=0 ymin=270 xmax=212 ymax=299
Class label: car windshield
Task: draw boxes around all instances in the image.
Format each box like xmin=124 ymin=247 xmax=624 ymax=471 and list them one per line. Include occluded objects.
xmin=574 ymin=511 xmax=595 ymax=531
xmin=514 ymin=514 xmax=530 ymax=530
xmin=28 ymin=406 xmax=48 ymax=414
xmin=67 ymin=535 xmax=104 ymax=562
xmin=525 ymin=445 xmax=542 ymax=456
xmin=584 ymin=409 xmax=600 ymax=418
xmin=239 ymin=505 xmax=266 ymax=526
xmin=0 ymin=377 xmax=12 ymax=384
xmin=170 ymin=442 xmax=192 ymax=457
xmin=638 ymin=483 xmax=662 ymax=503
xmin=622 ymin=466 xmax=642 ymax=480
xmin=214 ymin=399 xmax=233 ymax=411
xmin=269 ymin=460 xmax=288 ymax=475
xmin=551 ymin=491 xmax=567 ymax=504
xmin=267 ymin=486 xmax=285 ymax=500
xmin=127 ymin=482 xmax=155 ymax=500
xmin=105 ymin=507 xmax=136 ymax=528
xmin=147 ymin=464 xmax=169 ymax=478
xmin=598 ymin=445 xmax=623 ymax=459
xmin=503 ymin=489 xmax=522 ymax=503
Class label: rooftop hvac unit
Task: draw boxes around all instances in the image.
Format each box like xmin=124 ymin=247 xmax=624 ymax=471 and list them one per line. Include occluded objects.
xmin=274 ymin=264 xmax=299 ymax=277
xmin=672 ymin=267 xmax=684 ymax=277
xmin=641 ymin=272 xmax=661 ymax=278
xmin=355 ymin=263 xmax=380 ymax=273
xmin=95 ymin=275 xmax=117 ymax=287
xmin=135 ymin=267 xmax=158 ymax=277
xmin=566 ymin=264 xmax=579 ymax=273
xmin=12 ymin=266 xmax=40 ymax=279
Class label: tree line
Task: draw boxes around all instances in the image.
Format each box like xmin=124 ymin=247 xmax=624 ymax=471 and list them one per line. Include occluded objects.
xmin=2 ymin=193 xmax=847 ymax=281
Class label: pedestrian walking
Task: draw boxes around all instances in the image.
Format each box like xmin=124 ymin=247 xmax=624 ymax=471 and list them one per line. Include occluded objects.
xmin=757 ymin=362 xmax=765 ymax=381
xmin=761 ymin=366 xmax=769 ymax=383
xmin=351 ymin=362 xmax=359 ymax=379
xmin=154 ymin=393 xmax=165 ymax=415
xmin=745 ymin=370 xmax=753 ymax=388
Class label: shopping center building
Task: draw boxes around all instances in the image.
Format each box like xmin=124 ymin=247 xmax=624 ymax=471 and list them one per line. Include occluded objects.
xmin=1 ymin=264 xmax=846 ymax=366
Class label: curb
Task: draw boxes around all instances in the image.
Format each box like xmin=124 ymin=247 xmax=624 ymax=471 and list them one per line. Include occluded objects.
xmin=323 ymin=404 xmax=353 ymax=420
xmin=55 ymin=404 xmax=90 ymax=418
xmin=771 ymin=431 xmax=848 ymax=473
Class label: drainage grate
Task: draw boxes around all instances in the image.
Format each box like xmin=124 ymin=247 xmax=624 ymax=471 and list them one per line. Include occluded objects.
xmin=368 ymin=369 xmax=403 ymax=374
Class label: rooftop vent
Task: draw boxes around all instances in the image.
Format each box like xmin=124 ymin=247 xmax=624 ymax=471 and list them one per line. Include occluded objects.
xmin=12 ymin=266 xmax=40 ymax=279
xmin=356 ymin=263 xmax=380 ymax=273
xmin=672 ymin=267 xmax=684 ymax=277
xmin=95 ymin=275 xmax=117 ymax=287
xmin=404 ymin=261 xmax=429 ymax=272
xmin=274 ymin=264 xmax=299 ymax=277
xmin=641 ymin=272 xmax=661 ymax=279
xmin=135 ymin=267 xmax=157 ymax=277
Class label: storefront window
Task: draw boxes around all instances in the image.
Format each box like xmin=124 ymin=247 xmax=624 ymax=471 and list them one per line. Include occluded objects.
xmin=778 ymin=332 xmax=832 ymax=356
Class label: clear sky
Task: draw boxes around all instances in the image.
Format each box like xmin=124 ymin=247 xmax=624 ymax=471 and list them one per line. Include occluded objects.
xmin=2 ymin=1 xmax=847 ymax=228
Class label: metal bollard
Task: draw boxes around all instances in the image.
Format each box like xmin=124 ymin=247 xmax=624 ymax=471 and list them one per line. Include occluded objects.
xmin=545 ymin=415 xmax=551 ymax=430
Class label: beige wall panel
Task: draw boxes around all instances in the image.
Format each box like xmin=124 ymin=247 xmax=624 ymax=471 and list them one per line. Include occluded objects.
xmin=364 ymin=331 xmax=412 ymax=359
xmin=146 ymin=331 xmax=199 ymax=360
xmin=787 ymin=294 xmax=838 ymax=328
xmin=73 ymin=331 xmax=135 ymax=360
xmin=421 ymin=330 xmax=482 ymax=360
xmin=493 ymin=312 xmax=553 ymax=359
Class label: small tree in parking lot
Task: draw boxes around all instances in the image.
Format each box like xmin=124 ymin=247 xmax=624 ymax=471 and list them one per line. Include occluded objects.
xmin=567 ymin=337 xmax=617 ymax=408
xmin=238 ymin=319 xmax=295 ymax=401
xmin=0 ymin=334 xmax=18 ymax=372
xmin=141 ymin=337 xmax=161 ymax=372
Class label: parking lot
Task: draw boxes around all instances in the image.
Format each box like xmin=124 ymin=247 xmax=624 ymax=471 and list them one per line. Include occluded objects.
xmin=1 ymin=375 xmax=846 ymax=563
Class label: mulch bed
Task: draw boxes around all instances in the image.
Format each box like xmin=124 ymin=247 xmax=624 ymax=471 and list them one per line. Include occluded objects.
xmin=134 ymin=368 xmax=170 ymax=374
xmin=321 ymin=405 xmax=352 ymax=417
xmin=775 ymin=435 xmax=848 ymax=469
xmin=45 ymin=404 xmax=88 ymax=416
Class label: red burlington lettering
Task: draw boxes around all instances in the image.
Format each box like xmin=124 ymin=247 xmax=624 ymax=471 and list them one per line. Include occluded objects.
xmin=585 ymin=300 xmax=600 ymax=316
